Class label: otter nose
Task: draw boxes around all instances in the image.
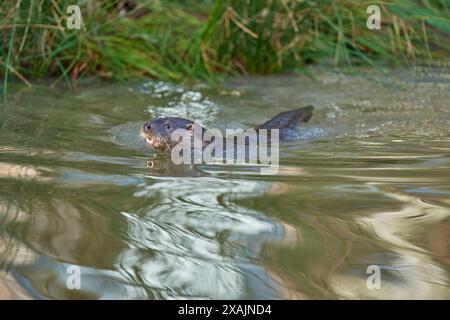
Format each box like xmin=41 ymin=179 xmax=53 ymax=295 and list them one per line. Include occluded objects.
xmin=143 ymin=123 xmax=152 ymax=131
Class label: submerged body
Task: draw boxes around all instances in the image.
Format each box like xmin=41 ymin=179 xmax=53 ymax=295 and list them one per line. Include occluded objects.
xmin=140 ymin=106 xmax=314 ymax=153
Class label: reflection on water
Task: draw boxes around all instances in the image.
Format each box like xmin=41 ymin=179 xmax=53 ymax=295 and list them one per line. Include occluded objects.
xmin=119 ymin=177 xmax=278 ymax=299
xmin=331 ymin=188 xmax=449 ymax=299
xmin=0 ymin=69 xmax=449 ymax=299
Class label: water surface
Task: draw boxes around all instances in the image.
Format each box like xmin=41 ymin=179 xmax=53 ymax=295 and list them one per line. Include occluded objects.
xmin=1 ymin=69 xmax=449 ymax=299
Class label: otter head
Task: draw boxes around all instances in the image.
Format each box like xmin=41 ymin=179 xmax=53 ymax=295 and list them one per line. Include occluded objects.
xmin=141 ymin=117 xmax=200 ymax=152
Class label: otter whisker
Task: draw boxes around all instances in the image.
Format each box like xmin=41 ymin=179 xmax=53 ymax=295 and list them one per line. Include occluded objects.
xmin=138 ymin=131 xmax=146 ymax=142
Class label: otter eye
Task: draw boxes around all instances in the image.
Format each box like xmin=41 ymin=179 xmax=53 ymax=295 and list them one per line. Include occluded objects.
xmin=186 ymin=123 xmax=194 ymax=132
xmin=165 ymin=124 xmax=171 ymax=130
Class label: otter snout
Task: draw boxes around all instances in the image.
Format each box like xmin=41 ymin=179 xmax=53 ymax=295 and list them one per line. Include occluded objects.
xmin=142 ymin=123 xmax=152 ymax=132
xmin=141 ymin=122 xmax=158 ymax=149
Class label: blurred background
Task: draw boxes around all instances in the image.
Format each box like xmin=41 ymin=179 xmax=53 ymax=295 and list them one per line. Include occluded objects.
xmin=1 ymin=0 xmax=450 ymax=89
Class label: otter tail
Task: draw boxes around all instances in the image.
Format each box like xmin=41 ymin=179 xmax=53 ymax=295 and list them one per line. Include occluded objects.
xmin=256 ymin=106 xmax=314 ymax=130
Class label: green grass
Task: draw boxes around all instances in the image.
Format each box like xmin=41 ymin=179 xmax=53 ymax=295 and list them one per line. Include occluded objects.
xmin=1 ymin=0 xmax=450 ymax=93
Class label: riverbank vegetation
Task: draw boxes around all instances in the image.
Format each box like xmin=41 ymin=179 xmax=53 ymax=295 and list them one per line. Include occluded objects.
xmin=1 ymin=0 xmax=450 ymax=92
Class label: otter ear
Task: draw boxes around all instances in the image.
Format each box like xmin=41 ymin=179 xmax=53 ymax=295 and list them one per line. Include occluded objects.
xmin=186 ymin=123 xmax=194 ymax=132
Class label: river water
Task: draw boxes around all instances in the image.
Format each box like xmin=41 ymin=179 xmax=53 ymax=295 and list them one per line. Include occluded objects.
xmin=0 ymin=69 xmax=449 ymax=299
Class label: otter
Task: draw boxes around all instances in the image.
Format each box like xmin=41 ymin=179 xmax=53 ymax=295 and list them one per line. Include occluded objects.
xmin=141 ymin=106 xmax=314 ymax=152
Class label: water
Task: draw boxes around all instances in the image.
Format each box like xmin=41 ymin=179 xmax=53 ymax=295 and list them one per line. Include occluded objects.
xmin=0 ymin=69 xmax=449 ymax=299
